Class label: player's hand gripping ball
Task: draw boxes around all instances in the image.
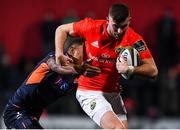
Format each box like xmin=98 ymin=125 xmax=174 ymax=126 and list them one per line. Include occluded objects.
xmin=116 ymin=46 xmax=141 ymax=79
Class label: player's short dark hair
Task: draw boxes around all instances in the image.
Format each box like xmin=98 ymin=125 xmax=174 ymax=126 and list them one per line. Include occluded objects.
xmin=109 ymin=3 xmax=130 ymax=23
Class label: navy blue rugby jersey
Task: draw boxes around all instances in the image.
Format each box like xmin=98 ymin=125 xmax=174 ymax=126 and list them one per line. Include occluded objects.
xmin=6 ymin=52 xmax=77 ymax=118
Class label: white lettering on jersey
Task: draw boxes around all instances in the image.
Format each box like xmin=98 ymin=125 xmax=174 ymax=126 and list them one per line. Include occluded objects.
xmin=101 ymin=53 xmax=110 ymax=58
xmin=88 ymin=52 xmax=115 ymax=64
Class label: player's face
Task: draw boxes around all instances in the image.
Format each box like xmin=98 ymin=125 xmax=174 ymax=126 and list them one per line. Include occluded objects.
xmin=107 ymin=15 xmax=131 ymax=40
xmin=66 ymin=43 xmax=83 ymax=65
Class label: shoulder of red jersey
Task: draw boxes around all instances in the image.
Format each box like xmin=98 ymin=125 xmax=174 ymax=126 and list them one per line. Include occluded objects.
xmin=73 ymin=17 xmax=106 ymax=37
xmin=126 ymin=27 xmax=144 ymax=43
xmin=77 ymin=17 xmax=106 ymax=25
xmin=126 ymin=27 xmax=148 ymax=52
xmin=116 ymin=27 xmax=152 ymax=59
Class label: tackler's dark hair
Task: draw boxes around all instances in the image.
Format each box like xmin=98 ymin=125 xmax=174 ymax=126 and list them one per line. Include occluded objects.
xmin=69 ymin=37 xmax=85 ymax=46
xmin=64 ymin=36 xmax=85 ymax=53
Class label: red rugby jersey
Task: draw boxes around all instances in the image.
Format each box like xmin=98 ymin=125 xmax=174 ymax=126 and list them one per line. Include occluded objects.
xmin=73 ymin=18 xmax=152 ymax=92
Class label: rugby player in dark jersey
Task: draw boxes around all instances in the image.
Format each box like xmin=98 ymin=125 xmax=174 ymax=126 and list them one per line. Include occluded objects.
xmin=3 ymin=37 xmax=101 ymax=129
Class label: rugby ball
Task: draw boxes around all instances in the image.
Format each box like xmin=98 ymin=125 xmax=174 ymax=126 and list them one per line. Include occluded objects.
xmin=117 ymin=46 xmax=141 ymax=79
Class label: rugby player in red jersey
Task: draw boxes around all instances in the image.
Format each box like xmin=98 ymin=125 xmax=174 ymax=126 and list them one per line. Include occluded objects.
xmin=55 ymin=3 xmax=158 ymax=129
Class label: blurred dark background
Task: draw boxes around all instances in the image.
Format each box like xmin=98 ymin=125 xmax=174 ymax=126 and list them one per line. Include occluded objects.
xmin=0 ymin=0 xmax=180 ymax=128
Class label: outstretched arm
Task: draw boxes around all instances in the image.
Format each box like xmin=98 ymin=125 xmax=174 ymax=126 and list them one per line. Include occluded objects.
xmin=47 ymin=57 xmax=101 ymax=77
xmin=47 ymin=57 xmax=78 ymax=75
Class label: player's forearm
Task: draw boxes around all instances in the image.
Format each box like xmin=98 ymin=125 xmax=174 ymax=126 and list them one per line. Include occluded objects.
xmin=55 ymin=23 xmax=75 ymax=65
xmin=55 ymin=26 xmax=68 ymax=61
xmin=55 ymin=66 xmax=78 ymax=75
xmin=134 ymin=61 xmax=158 ymax=78
xmin=47 ymin=58 xmax=77 ymax=75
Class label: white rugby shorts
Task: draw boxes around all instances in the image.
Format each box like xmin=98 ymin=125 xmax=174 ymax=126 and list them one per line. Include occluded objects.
xmin=76 ymin=90 xmax=127 ymax=126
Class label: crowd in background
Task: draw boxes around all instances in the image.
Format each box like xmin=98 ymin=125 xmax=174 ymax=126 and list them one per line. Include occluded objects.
xmin=0 ymin=7 xmax=180 ymax=122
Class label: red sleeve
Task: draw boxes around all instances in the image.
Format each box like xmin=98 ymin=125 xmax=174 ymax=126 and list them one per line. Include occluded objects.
xmin=128 ymin=28 xmax=152 ymax=59
xmin=73 ymin=18 xmax=94 ymax=37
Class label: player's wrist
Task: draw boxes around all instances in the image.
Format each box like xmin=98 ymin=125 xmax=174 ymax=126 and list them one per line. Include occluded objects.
xmin=127 ymin=66 xmax=134 ymax=75
xmin=56 ymin=53 xmax=64 ymax=58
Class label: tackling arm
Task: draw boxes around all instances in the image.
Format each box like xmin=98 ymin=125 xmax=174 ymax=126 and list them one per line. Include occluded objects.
xmin=47 ymin=57 xmax=78 ymax=75
xmin=47 ymin=57 xmax=101 ymax=77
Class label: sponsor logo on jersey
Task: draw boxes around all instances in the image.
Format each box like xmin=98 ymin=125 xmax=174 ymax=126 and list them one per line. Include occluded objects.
xmin=88 ymin=52 xmax=115 ymax=64
xmin=133 ymin=40 xmax=146 ymax=52
xmin=91 ymin=41 xmax=99 ymax=48
xmin=101 ymin=53 xmax=110 ymax=58
xmin=90 ymin=99 xmax=96 ymax=110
